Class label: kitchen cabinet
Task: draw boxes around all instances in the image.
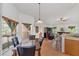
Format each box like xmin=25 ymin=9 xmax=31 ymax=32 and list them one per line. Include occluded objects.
xmin=65 ymin=38 xmax=79 ymax=56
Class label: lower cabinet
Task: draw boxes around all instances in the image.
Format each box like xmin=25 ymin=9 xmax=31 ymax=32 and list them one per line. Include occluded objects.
xmin=65 ymin=39 xmax=79 ymax=56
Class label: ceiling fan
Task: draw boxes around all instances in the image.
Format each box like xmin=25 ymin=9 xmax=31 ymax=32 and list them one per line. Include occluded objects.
xmin=57 ymin=17 xmax=68 ymax=22
xmin=59 ymin=17 xmax=68 ymax=22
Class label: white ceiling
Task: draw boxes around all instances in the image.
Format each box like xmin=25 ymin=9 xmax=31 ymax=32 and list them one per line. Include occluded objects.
xmin=14 ymin=3 xmax=76 ymax=25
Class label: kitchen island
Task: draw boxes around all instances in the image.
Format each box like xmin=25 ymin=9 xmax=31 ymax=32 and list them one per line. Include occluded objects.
xmin=65 ymin=35 xmax=79 ymax=56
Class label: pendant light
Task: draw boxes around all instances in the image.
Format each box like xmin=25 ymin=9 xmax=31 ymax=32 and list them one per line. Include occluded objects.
xmin=36 ymin=3 xmax=43 ymax=24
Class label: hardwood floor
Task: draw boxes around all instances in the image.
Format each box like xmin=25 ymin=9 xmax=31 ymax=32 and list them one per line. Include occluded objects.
xmin=40 ymin=38 xmax=68 ymax=56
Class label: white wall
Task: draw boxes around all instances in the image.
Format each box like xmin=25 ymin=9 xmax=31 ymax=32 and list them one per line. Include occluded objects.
xmin=2 ymin=3 xmax=18 ymax=20
xmin=16 ymin=12 xmax=36 ymax=42
xmin=0 ymin=3 xmax=2 ymax=55
xmin=0 ymin=3 xmax=1 ymax=15
xmin=17 ymin=12 xmax=36 ymax=36
xmin=18 ymin=12 xmax=34 ymax=23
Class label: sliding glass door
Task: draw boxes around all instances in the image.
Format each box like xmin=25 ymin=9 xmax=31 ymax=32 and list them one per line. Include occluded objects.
xmin=2 ymin=19 xmax=12 ymax=51
xmin=1 ymin=16 xmax=18 ymax=55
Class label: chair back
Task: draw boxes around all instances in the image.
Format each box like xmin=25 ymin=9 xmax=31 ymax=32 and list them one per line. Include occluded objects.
xmin=12 ymin=37 xmax=19 ymax=47
xmin=12 ymin=38 xmax=17 ymax=47
xmin=29 ymin=35 xmax=35 ymax=40
xmin=17 ymin=45 xmax=36 ymax=56
xmin=15 ymin=37 xmax=19 ymax=45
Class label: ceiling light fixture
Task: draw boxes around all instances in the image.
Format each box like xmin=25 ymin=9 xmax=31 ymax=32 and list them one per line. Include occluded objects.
xmin=36 ymin=3 xmax=43 ymax=24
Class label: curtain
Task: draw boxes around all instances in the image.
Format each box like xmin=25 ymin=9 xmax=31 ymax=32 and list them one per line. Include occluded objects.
xmin=2 ymin=16 xmax=18 ymax=32
xmin=7 ymin=20 xmax=18 ymax=32
xmin=22 ymin=23 xmax=31 ymax=30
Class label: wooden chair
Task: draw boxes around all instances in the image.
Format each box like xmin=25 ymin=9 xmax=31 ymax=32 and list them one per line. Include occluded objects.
xmin=12 ymin=37 xmax=19 ymax=56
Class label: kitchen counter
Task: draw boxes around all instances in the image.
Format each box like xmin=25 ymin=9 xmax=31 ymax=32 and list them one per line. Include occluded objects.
xmin=65 ymin=35 xmax=79 ymax=41
xmin=65 ymin=35 xmax=79 ymax=56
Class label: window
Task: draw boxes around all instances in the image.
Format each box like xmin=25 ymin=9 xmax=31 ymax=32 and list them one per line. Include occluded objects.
xmin=68 ymin=26 xmax=76 ymax=33
xmin=2 ymin=19 xmax=12 ymax=50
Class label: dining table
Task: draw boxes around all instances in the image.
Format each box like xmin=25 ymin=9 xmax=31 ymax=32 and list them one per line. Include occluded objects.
xmin=12 ymin=39 xmax=41 ymax=56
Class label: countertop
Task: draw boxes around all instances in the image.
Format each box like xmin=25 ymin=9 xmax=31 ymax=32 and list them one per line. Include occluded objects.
xmin=65 ymin=35 xmax=79 ymax=41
